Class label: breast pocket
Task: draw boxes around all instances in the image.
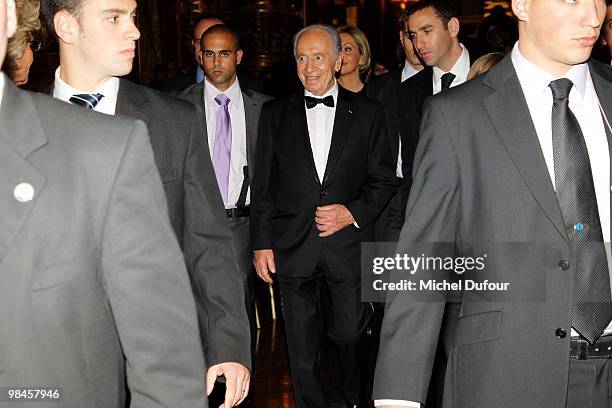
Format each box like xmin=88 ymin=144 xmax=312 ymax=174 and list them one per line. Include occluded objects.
xmin=32 ymin=249 xmax=97 ymax=292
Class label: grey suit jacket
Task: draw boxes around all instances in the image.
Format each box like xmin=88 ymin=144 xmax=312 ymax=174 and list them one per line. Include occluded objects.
xmin=114 ymin=79 xmax=251 ymax=369
xmin=373 ymin=57 xmax=612 ymax=407
xmin=0 ymin=77 xmax=207 ymax=407
xmin=178 ymin=81 xmax=273 ymax=187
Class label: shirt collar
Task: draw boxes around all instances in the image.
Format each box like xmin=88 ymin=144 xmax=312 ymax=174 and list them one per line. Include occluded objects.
xmin=53 ymin=67 xmax=119 ymax=103
xmin=511 ymin=42 xmax=588 ymax=103
xmin=204 ymin=76 xmax=242 ymax=106
xmin=432 ymin=43 xmax=470 ymax=87
xmin=401 ymin=61 xmax=419 ymax=82
xmin=304 ymin=80 xmax=339 ymax=104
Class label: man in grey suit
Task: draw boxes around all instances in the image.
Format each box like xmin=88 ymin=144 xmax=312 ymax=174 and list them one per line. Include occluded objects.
xmin=42 ymin=0 xmax=250 ymax=406
xmin=374 ymin=0 xmax=612 ymax=406
xmin=0 ymin=0 xmax=206 ymax=405
xmin=179 ymin=24 xmax=272 ymax=402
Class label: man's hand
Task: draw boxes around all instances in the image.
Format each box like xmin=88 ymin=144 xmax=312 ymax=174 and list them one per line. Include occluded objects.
xmin=315 ymin=204 xmax=355 ymax=237
xmin=206 ymin=362 xmax=251 ymax=407
xmin=253 ymin=249 xmax=276 ymax=283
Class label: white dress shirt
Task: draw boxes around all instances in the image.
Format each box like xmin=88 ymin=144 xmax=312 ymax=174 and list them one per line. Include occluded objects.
xmin=52 ymin=67 xmax=120 ymax=115
xmin=305 ymin=81 xmax=338 ymax=182
xmin=204 ymin=77 xmax=249 ymax=209
xmin=432 ymin=43 xmax=470 ymax=94
xmin=375 ymin=43 xmax=612 ymax=408
xmin=512 ymin=43 xmax=612 ymax=336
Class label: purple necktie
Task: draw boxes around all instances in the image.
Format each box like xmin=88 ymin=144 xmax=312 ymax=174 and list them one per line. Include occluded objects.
xmin=212 ymin=94 xmax=232 ymax=203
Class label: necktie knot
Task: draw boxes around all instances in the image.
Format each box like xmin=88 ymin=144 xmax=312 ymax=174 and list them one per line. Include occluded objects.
xmin=441 ymin=72 xmax=456 ymax=90
xmin=549 ymin=78 xmax=573 ymax=101
xmin=69 ymin=93 xmax=104 ymax=110
xmin=215 ymin=94 xmax=230 ymax=107
xmin=304 ymin=95 xmax=335 ymax=109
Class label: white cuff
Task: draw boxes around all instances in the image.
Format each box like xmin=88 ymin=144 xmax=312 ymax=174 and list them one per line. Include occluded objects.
xmin=374 ymin=400 xmax=421 ymax=408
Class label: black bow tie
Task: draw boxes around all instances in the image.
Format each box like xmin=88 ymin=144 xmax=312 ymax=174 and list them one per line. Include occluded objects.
xmin=304 ymin=95 xmax=335 ymax=109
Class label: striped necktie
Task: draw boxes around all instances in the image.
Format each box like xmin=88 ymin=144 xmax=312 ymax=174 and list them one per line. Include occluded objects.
xmin=69 ymin=93 xmax=105 ymax=110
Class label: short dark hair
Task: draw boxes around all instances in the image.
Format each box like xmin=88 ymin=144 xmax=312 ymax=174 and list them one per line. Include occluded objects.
xmin=41 ymin=0 xmax=85 ymax=38
xmin=200 ymin=24 xmax=241 ymax=50
xmin=399 ymin=11 xmax=410 ymax=31
xmin=406 ymin=0 xmax=457 ymax=27
xmin=607 ymin=0 xmax=612 ymax=7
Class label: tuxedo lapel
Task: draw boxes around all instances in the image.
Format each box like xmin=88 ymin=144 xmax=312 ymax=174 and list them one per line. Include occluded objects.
xmin=289 ymin=91 xmax=320 ymax=185
xmin=483 ymin=57 xmax=567 ymax=244
xmin=322 ymin=87 xmax=355 ymax=186
xmin=116 ymin=79 xmax=152 ymax=126
xmin=0 ymin=79 xmax=47 ymax=264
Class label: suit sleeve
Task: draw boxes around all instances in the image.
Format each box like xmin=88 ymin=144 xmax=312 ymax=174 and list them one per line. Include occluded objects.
xmin=101 ymin=120 xmax=206 ymax=408
xmin=344 ymin=102 xmax=396 ymax=228
xmin=372 ymin=97 xmax=460 ymax=403
xmin=182 ymin=105 xmax=251 ymax=369
xmin=250 ymin=102 xmax=277 ymax=250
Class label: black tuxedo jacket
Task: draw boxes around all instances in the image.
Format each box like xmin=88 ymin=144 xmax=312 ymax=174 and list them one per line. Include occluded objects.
xmin=114 ymin=80 xmax=251 ymax=369
xmin=398 ymin=67 xmax=434 ymax=184
xmin=250 ymin=86 xmax=395 ymax=278
xmin=367 ymin=69 xmax=403 ymax=167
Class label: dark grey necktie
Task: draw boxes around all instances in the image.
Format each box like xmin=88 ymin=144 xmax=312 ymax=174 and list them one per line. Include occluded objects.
xmin=550 ymin=78 xmax=612 ymax=344
xmin=441 ymin=72 xmax=456 ymax=90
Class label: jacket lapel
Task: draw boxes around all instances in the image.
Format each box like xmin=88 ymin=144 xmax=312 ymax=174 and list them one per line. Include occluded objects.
xmin=322 ymin=86 xmax=355 ymax=186
xmin=289 ymin=91 xmax=320 ymax=185
xmin=116 ymin=79 xmax=152 ymax=126
xmin=0 ymin=78 xmax=47 ymax=264
xmin=483 ymin=56 xmax=567 ymax=244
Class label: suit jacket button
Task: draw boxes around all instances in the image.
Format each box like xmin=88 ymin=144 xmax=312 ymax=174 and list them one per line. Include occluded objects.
xmin=558 ymin=260 xmax=569 ymax=271
xmin=555 ymin=328 xmax=567 ymax=339
xmin=320 ymin=191 xmax=328 ymax=197
xmin=14 ymin=182 xmax=35 ymax=202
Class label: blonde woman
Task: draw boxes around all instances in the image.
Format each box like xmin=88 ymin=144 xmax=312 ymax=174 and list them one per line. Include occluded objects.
xmin=3 ymin=0 xmax=41 ymax=85
xmin=337 ymin=26 xmax=371 ymax=94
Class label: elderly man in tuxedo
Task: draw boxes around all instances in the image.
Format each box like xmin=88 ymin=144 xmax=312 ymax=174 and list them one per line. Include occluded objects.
xmin=0 ymin=0 xmax=207 ymax=406
xmin=41 ymin=0 xmax=251 ymax=406
xmin=374 ymin=0 xmax=612 ymax=405
xmin=251 ymin=23 xmax=395 ymax=408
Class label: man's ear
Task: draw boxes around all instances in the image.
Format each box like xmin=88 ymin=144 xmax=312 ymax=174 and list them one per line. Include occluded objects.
xmin=512 ymin=0 xmax=529 ymax=22
xmin=399 ymin=30 xmax=405 ymax=47
xmin=447 ymin=17 xmax=460 ymax=38
xmin=54 ymin=10 xmax=79 ymax=44
xmin=6 ymin=0 xmax=17 ymax=38
xmin=236 ymin=49 xmax=244 ymax=65
xmin=334 ymin=52 xmax=343 ymax=72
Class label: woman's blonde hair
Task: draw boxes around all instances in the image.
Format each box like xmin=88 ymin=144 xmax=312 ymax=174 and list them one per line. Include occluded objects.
xmin=3 ymin=0 xmax=41 ymax=78
xmin=467 ymin=52 xmax=505 ymax=80
xmin=337 ymin=26 xmax=372 ymax=78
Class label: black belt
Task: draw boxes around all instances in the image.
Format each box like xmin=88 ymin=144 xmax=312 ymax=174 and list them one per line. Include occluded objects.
xmin=226 ymin=207 xmax=250 ymax=218
xmin=570 ymin=335 xmax=612 ymax=359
